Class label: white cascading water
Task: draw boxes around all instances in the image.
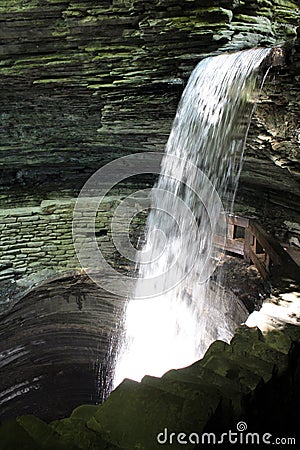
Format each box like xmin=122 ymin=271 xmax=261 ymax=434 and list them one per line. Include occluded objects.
xmin=113 ymin=48 xmax=271 ymax=387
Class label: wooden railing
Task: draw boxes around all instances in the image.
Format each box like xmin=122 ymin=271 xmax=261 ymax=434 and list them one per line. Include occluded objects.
xmin=215 ymin=214 xmax=300 ymax=282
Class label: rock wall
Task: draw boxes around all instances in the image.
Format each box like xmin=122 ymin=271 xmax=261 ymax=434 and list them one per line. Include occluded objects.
xmin=0 ymin=0 xmax=299 ymax=207
xmin=0 ymin=200 xmax=77 ymax=283
xmin=236 ymin=33 xmax=300 ymax=242
xmin=0 ymin=0 xmax=299 ymax=302
xmin=0 ymin=196 xmax=142 ymax=289
xmin=0 ymin=274 xmax=123 ymax=422
xmin=0 ymin=2 xmax=299 ymax=439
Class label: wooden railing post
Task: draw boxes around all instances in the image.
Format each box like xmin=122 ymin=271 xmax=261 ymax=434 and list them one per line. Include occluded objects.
xmin=244 ymin=227 xmax=253 ymax=264
xmin=214 ymin=213 xmax=300 ymax=284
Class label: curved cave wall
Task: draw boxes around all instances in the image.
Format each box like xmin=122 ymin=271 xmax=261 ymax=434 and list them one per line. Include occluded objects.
xmin=0 ymin=0 xmax=299 ymax=430
xmin=0 ymin=274 xmax=123 ymax=422
xmin=0 ymin=274 xmax=250 ymax=423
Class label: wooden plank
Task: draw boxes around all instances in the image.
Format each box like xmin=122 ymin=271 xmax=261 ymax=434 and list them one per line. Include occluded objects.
xmin=215 ymin=214 xmax=300 ymax=283
xmin=214 ymin=235 xmax=244 ymax=255
xmin=248 ymin=246 xmax=269 ymax=279
xmin=226 ymin=214 xmax=250 ymax=228
xmin=249 ymin=221 xmax=285 ymax=265
xmin=227 ymin=223 xmax=235 ymax=239
xmin=244 ymin=227 xmax=253 ymax=263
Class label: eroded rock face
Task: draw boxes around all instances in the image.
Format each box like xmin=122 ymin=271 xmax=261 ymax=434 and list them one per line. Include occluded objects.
xmin=0 ymin=0 xmax=299 ymax=213
xmin=236 ymin=34 xmax=300 ymax=242
xmin=0 ymin=274 xmax=124 ymax=422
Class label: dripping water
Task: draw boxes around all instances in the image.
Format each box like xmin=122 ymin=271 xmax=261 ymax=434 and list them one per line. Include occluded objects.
xmin=114 ymin=48 xmax=272 ymax=386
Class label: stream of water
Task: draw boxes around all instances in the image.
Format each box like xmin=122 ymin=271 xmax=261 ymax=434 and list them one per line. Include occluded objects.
xmin=114 ymin=48 xmax=271 ymax=386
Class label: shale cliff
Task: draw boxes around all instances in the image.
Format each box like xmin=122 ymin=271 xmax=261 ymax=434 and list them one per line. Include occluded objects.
xmin=0 ymin=1 xmax=299 ymax=229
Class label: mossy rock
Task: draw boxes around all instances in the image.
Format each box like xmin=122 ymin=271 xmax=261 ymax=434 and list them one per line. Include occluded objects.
xmin=193 ymin=7 xmax=233 ymax=23
xmin=70 ymin=404 xmax=99 ymax=421
xmin=201 ymin=354 xmax=264 ymax=390
xmin=141 ymin=374 xmax=221 ymax=401
xmin=141 ymin=375 xmax=221 ymax=428
xmin=87 ymin=378 xmax=190 ymax=450
xmin=162 ymin=363 xmax=245 ymax=393
xmin=186 ymin=338 xmax=276 ymax=382
xmin=51 ymin=417 xmax=118 ymax=450
xmin=229 ymin=326 xmax=288 ymax=372
xmin=17 ymin=415 xmax=75 ymax=450
xmin=278 ymin=323 xmax=300 ymax=343
xmin=262 ymin=324 xmax=300 ymax=354
xmin=0 ymin=0 xmax=40 ymax=12
xmin=0 ymin=419 xmax=40 ymax=450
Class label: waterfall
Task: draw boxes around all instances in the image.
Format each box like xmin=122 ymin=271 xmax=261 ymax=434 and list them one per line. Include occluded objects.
xmin=113 ymin=48 xmax=271 ymax=387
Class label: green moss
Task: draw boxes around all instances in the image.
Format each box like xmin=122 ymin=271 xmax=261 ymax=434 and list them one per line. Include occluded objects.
xmin=80 ymin=15 xmax=99 ymax=24
xmin=274 ymin=0 xmax=299 ymax=7
xmin=0 ymin=420 xmax=39 ymax=450
xmin=70 ymin=404 xmax=99 ymax=421
xmin=193 ymin=7 xmax=233 ymax=23
xmin=87 ymin=379 xmax=186 ymax=449
xmin=166 ymin=15 xmax=232 ymax=33
xmin=86 ymin=44 xmax=136 ymax=51
xmin=16 ymin=415 xmax=73 ymax=450
xmin=272 ymin=23 xmax=298 ymax=39
xmin=87 ymin=83 xmax=116 ymax=89
xmin=50 ymin=419 xmax=103 ymax=450
xmin=32 ymin=77 xmax=75 ymax=84
xmin=256 ymin=0 xmax=273 ymax=6
xmin=0 ymin=0 xmax=40 ymax=12
xmin=231 ymin=17 xmax=273 ymax=35
xmin=234 ymin=14 xmax=272 ymax=25
xmin=0 ymin=52 xmax=88 ymax=76
xmin=86 ymin=8 xmax=114 ymax=16
xmin=51 ymin=18 xmax=69 ymax=37
xmin=263 ymin=325 xmax=299 ymax=354
xmin=63 ymin=9 xmax=83 ymax=17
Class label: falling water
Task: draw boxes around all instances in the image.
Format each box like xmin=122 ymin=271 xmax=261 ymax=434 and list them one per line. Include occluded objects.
xmin=114 ymin=48 xmax=272 ymax=386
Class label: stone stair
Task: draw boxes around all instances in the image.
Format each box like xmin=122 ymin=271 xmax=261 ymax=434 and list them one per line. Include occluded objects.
xmin=0 ymin=322 xmax=299 ymax=450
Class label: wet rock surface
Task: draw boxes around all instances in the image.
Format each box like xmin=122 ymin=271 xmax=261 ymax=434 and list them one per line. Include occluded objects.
xmin=0 ymin=269 xmax=251 ymax=426
xmin=236 ymin=35 xmax=300 ymax=241
xmin=0 ymin=274 xmax=124 ymax=423
xmin=215 ymin=255 xmax=269 ymax=313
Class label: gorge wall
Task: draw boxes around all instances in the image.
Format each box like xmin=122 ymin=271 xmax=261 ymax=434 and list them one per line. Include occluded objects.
xmin=0 ymin=0 xmax=299 ymax=433
xmin=0 ymin=0 xmax=299 ymax=290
